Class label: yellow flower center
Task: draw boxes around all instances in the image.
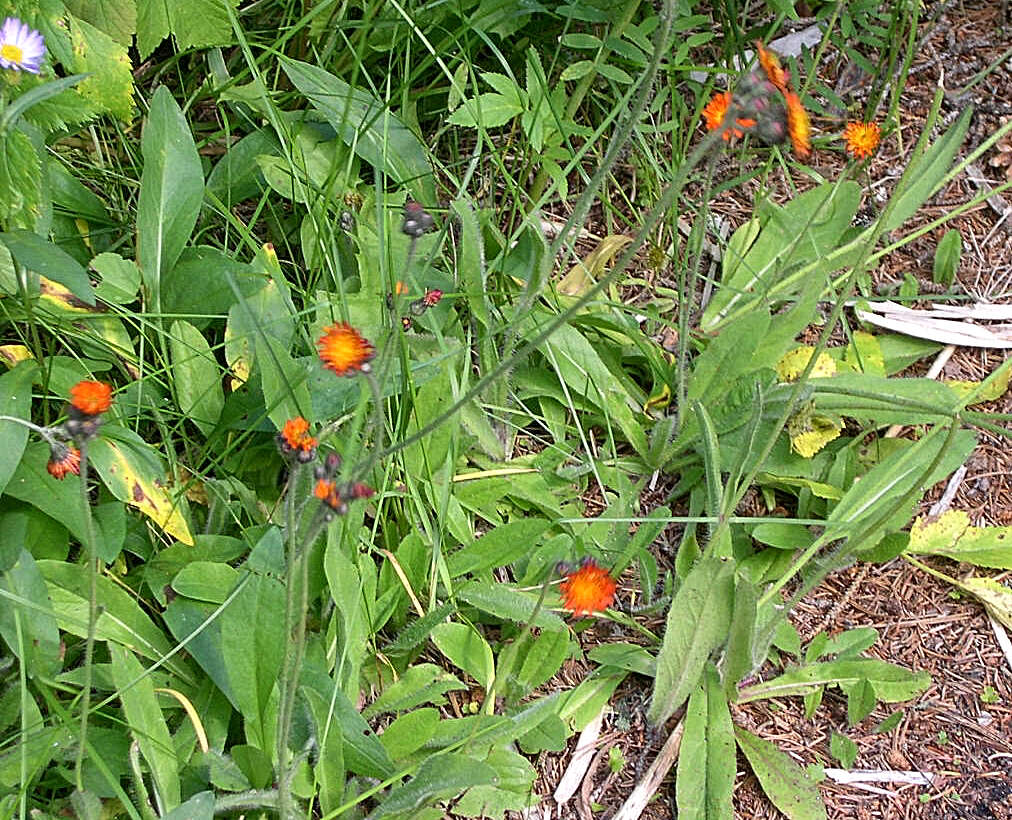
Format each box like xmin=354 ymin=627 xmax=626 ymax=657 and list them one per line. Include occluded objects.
xmin=1 ymin=43 xmax=24 ymax=64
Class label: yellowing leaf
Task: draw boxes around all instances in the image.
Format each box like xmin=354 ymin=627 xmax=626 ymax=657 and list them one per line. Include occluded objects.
xmin=776 ymin=347 xmax=837 ymax=382
xmin=90 ymin=429 xmax=194 ymax=545
xmin=908 ymin=510 xmax=1012 ymax=569
xmin=0 ymin=345 xmax=33 ymax=368
xmin=945 ymin=365 xmax=1011 ymax=405
xmin=70 ymin=16 xmax=135 ymax=121
xmin=958 ymin=577 xmax=1012 ymax=631
xmin=39 ymin=276 xmax=101 ymax=313
xmin=788 ymin=406 xmax=842 ymax=458
xmin=843 ymin=331 xmax=885 ymax=376
xmin=557 ymin=235 xmax=632 ymax=297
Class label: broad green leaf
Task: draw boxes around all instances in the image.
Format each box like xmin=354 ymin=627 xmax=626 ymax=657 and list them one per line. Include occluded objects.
xmin=446 ymin=519 xmax=552 ymax=577
xmin=675 ymin=664 xmax=734 ymax=820
xmin=0 ymin=550 xmax=62 ymax=678
xmin=370 ymin=753 xmax=498 ymax=818
xmin=516 ymin=628 xmax=570 ymax=691
xmin=830 ymin=731 xmax=858 ymax=768
xmin=451 ymin=198 xmax=489 ymax=328
xmin=907 ymin=510 xmax=1012 ymax=569
xmin=169 ymin=319 xmax=225 ymax=435
xmin=688 ymin=310 xmax=770 ymax=403
xmin=5 ymin=443 xmax=90 ymax=541
xmin=378 ymin=708 xmax=440 ymax=760
xmin=137 ymin=0 xmax=238 ymax=57
xmin=90 ymin=252 xmax=141 ymax=304
xmin=109 ymin=645 xmax=181 ymax=810
xmin=137 ymin=85 xmax=203 ymax=306
xmin=89 ymin=426 xmax=194 ymax=545
xmin=446 ymin=92 xmax=525 ymax=129
xmin=363 ymin=663 xmax=467 ymax=717
xmin=282 ymin=58 xmax=434 ymax=203
xmin=0 ymin=131 xmax=42 ymax=228
xmin=723 ymin=574 xmax=759 ymax=694
xmin=558 ymin=672 xmax=625 ymax=730
xmin=458 ymin=581 xmax=565 ymax=630
xmin=161 ymin=791 xmax=213 ymax=820
xmin=0 ymin=361 xmax=36 ymax=495
xmin=162 ymin=246 xmax=262 ymax=329
xmin=738 ymin=659 xmax=931 ymax=704
xmin=735 ymin=727 xmax=826 ymax=820
xmin=0 ymin=692 xmax=62 ymax=790
xmin=826 ymin=426 xmax=975 ymax=548
xmin=65 ymin=0 xmax=137 ymax=45
xmin=431 ymin=622 xmax=495 ymax=689
xmin=702 ymin=182 xmax=862 ymax=330
xmin=586 ymin=642 xmax=656 ymax=677
xmin=0 ymin=230 xmax=94 ymax=305
xmin=206 ymin=127 xmax=280 ymax=204
xmin=812 ymin=373 xmax=959 ymax=425
xmin=171 ymin=561 xmax=239 ymax=603
xmin=648 ymin=556 xmax=735 ymax=725
xmin=542 ymin=323 xmax=649 ymax=457
xmin=219 ymin=571 xmax=284 ymax=750
xmin=882 ymin=108 xmax=972 ymax=234
xmin=302 ymin=687 xmax=346 ymax=811
xmin=69 ymin=15 xmax=134 ymax=120
xmin=932 ymin=229 xmax=962 ymax=286
xmin=453 ymin=745 xmax=538 ymax=818
xmin=38 ymin=560 xmax=190 ymax=679
xmin=957 ymin=577 xmax=1012 ymax=631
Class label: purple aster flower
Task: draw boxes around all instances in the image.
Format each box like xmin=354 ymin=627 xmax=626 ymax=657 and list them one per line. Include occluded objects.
xmin=0 ymin=17 xmax=46 ymax=74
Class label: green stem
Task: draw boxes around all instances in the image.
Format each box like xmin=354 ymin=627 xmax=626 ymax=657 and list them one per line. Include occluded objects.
xmin=73 ymin=440 xmax=99 ymax=794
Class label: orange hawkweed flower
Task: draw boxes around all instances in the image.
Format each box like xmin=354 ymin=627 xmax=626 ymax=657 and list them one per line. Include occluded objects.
xmin=702 ymin=91 xmax=756 ymax=141
xmin=756 ymin=41 xmax=789 ymax=93
xmin=317 ymin=323 xmax=375 ymax=377
xmin=785 ymin=92 xmax=811 ymax=158
xmin=278 ymin=416 xmax=317 ymax=461
xmin=843 ymin=121 xmax=881 ymax=159
xmin=69 ymin=380 xmax=112 ymax=416
xmin=46 ymin=443 xmax=81 ymax=479
xmin=560 ymin=559 xmax=617 ymax=617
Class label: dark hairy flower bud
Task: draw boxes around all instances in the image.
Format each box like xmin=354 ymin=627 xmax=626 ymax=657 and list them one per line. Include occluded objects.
xmin=401 ymin=201 xmax=434 ymax=238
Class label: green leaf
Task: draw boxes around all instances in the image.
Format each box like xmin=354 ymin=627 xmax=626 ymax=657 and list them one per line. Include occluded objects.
xmin=0 ymin=131 xmax=42 ymax=228
xmin=586 ymin=642 xmax=655 ymax=677
xmin=161 ymin=792 xmax=213 ymax=820
xmin=0 ymin=230 xmax=95 ymax=305
xmin=109 ymin=645 xmax=181 ymax=810
xmin=137 ymin=0 xmax=238 ymax=57
xmin=907 ymin=509 xmax=1012 ymax=569
xmin=0 ymin=362 xmax=36 ymax=496
xmin=282 ymin=58 xmax=434 ymax=203
xmin=68 ymin=16 xmax=134 ymax=120
xmin=738 ymin=659 xmax=931 ymax=704
xmin=451 ymin=198 xmax=490 ymax=329
xmin=206 ymin=126 xmax=279 ymax=204
xmin=5 ymin=443 xmax=90 ymax=541
xmin=301 ymin=687 xmax=346 ymax=811
xmin=542 ymin=323 xmax=649 ymax=457
xmin=219 ymin=571 xmax=285 ymax=750
xmin=363 ymin=663 xmax=468 ymax=717
xmin=0 ymin=550 xmax=62 ymax=678
xmin=458 ymin=581 xmax=565 ymax=630
xmin=137 ymin=85 xmax=203 ymax=307
xmin=65 ymin=0 xmax=137 ymax=45
xmin=882 ymin=107 xmax=972 ymax=234
xmin=447 ymin=92 xmax=525 ymax=129
xmin=39 ymin=559 xmax=190 ymax=679
xmin=378 ymin=708 xmax=440 ymax=760
xmin=168 ymin=319 xmax=225 ymax=435
xmin=171 ymin=561 xmax=239 ymax=603
xmin=648 ymin=557 xmax=735 ymax=725
xmin=89 ymin=426 xmax=195 ymax=545
xmin=447 ymin=519 xmax=552 ymax=577
xmin=675 ymin=664 xmax=734 ymax=820
xmin=735 ymin=727 xmax=826 ymax=820
xmin=932 ymin=229 xmax=962 ymax=286
xmin=0 ymin=74 xmax=89 ymax=132
xmin=431 ymin=622 xmax=495 ymax=689
xmin=90 ymin=252 xmax=141 ymax=304
xmin=560 ymin=60 xmax=596 ymax=82
xmin=371 ymin=753 xmax=498 ymax=818
xmin=830 ymin=731 xmax=858 ymax=768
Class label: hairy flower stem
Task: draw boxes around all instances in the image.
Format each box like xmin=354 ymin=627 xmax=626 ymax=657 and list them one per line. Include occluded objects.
xmin=0 ymin=415 xmax=62 ymax=445
xmin=276 ymin=499 xmax=329 ymax=818
xmin=73 ymin=441 xmax=99 ymax=793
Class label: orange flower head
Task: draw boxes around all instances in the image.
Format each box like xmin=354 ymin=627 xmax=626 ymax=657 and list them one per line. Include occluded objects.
xmin=46 ymin=443 xmax=81 ymax=479
xmin=702 ymin=91 xmax=756 ymax=141
xmin=785 ymin=92 xmax=811 ymax=158
xmin=393 ymin=281 xmax=409 ymax=296
xmin=69 ymin=380 xmax=112 ymax=416
xmin=843 ymin=120 xmax=881 ymax=159
xmin=278 ymin=416 xmax=318 ymax=461
xmin=756 ymin=41 xmax=789 ymax=93
xmin=317 ymin=323 xmax=375 ymax=377
xmin=560 ymin=558 xmax=617 ymax=617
